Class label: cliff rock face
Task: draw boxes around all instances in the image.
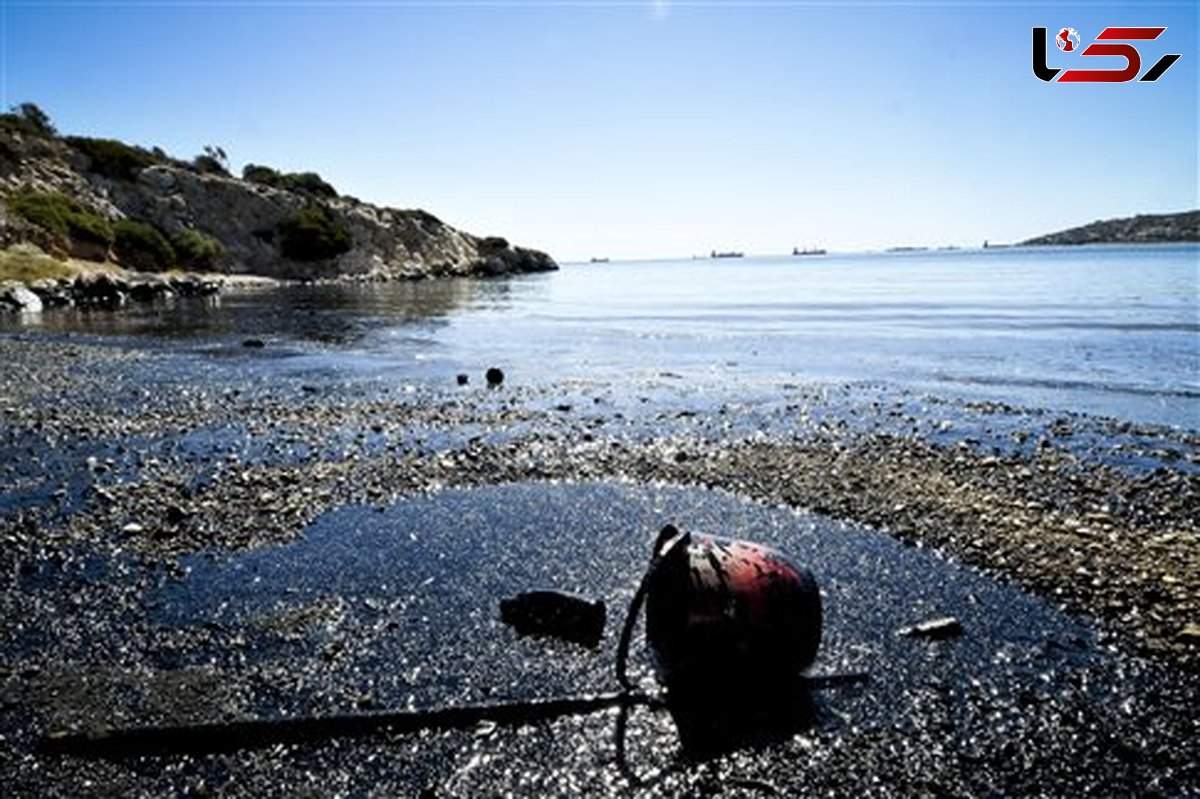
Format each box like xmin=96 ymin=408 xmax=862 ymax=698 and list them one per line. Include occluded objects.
xmin=1021 ymin=211 xmax=1199 ymax=246
xmin=0 ymin=127 xmax=556 ymax=280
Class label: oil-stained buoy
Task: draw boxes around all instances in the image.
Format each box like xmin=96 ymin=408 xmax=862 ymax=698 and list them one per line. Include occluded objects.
xmin=619 ymin=524 xmax=821 ymax=696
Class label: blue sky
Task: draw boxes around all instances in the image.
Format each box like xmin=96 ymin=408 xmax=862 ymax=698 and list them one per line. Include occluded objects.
xmin=3 ymin=1 xmax=1196 ymax=260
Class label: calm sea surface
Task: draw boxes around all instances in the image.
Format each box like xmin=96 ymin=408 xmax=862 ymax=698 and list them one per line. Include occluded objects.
xmin=7 ymin=244 xmax=1198 ymax=429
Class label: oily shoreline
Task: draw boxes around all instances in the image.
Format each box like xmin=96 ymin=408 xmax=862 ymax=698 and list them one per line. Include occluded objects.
xmin=2 ymin=336 xmax=1197 ymax=673
xmin=3 ymin=333 xmax=1199 ymax=796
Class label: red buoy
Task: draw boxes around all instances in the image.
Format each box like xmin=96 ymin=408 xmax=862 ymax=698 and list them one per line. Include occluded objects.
xmin=617 ymin=524 xmax=822 ymax=697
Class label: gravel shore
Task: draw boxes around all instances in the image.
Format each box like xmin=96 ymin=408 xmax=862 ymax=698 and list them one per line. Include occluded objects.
xmin=1 ymin=333 xmax=1197 ymax=795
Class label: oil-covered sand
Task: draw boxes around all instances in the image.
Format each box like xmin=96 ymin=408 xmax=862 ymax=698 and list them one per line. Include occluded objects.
xmin=1 ymin=335 xmax=1197 ymax=796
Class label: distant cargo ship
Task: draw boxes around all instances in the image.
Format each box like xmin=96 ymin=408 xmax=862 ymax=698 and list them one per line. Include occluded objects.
xmin=710 ymin=250 xmax=744 ymax=259
xmin=792 ymin=247 xmax=826 ymax=256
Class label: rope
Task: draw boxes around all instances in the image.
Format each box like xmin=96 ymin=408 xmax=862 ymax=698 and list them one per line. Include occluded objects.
xmin=615 ymin=525 xmax=689 ymax=691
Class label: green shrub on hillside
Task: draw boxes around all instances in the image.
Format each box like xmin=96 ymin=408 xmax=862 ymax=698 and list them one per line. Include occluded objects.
xmin=192 ymin=154 xmax=227 ymax=175
xmin=68 ymin=206 xmax=115 ymax=246
xmin=243 ymin=164 xmax=281 ymax=186
xmin=0 ymin=116 xmax=33 ymax=136
xmin=7 ymin=189 xmax=113 ymax=247
xmin=0 ymin=102 xmax=56 ymax=137
xmin=113 ymin=219 xmax=175 ymax=271
xmin=193 ymin=145 xmax=230 ymax=176
xmin=282 ymin=172 xmax=337 ymax=198
xmin=65 ymin=136 xmax=162 ymax=181
xmin=170 ymin=228 xmax=224 ymax=269
xmin=241 ymin=164 xmax=337 ymax=198
xmin=277 ymin=204 xmax=352 ymax=262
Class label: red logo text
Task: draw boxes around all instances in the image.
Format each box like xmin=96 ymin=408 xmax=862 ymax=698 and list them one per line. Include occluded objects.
xmin=1033 ymin=26 xmax=1181 ymax=83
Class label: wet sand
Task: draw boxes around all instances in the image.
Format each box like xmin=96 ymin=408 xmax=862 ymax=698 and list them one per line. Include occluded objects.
xmin=1 ymin=335 xmax=1197 ymax=795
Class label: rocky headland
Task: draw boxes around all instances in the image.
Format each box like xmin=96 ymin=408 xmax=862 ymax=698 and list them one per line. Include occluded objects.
xmin=1021 ymin=209 xmax=1199 ymax=246
xmin=0 ymin=103 xmax=556 ymax=309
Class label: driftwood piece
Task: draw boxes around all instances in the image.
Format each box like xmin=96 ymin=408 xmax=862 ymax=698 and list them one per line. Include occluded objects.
xmin=897 ymin=616 xmax=964 ymax=640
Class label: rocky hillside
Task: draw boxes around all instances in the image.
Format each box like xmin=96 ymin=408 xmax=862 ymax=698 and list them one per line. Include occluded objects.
xmin=1021 ymin=210 xmax=1199 ymax=246
xmin=0 ymin=105 xmax=556 ymax=281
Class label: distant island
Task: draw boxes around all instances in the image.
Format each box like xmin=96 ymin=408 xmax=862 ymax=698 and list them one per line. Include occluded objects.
xmin=1021 ymin=210 xmax=1199 ymax=246
xmin=0 ymin=103 xmax=556 ymax=285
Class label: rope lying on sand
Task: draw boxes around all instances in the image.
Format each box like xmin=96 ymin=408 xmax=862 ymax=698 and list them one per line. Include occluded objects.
xmin=39 ymin=673 xmax=868 ymax=760
xmin=40 ymin=691 xmax=662 ymax=759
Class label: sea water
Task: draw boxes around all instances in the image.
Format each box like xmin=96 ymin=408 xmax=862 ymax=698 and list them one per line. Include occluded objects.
xmin=435 ymin=245 xmax=1198 ymax=425
xmin=5 ymin=244 xmax=1197 ymax=429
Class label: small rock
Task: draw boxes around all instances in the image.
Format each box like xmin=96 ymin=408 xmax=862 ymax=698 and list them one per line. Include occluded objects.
xmin=73 ymin=273 xmax=127 ymax=308
xmin=15 ymin=278 xmax=61 ymax=307
xmin=169 ymin=275 xmax=222 ymax=297
xmin=0 ymin=282 xmax=44 ymax=314
xmin=127 ymin=276 xmax=173 ymax=303
xmin=500 ymin=590 xmax=606 ymax=648
xmin=138 ymin=165 xmax=177 ymax=191
xmin=456 ymin=373 xmax=469 ymax=386
xmin=898 ymin=616 xmax=963 ymax=640
xmin=1178 ymin=623 xmax=1200 ymax=645
xmin=485 ymin=367 xmax=505 ymax=388
xmin=242 ymin=338 xmax=266 ymax=349
xmin=165 ymin=504 xmax=193 ymax=525
xmin=121 ymin=522 xmax=146 ymax=535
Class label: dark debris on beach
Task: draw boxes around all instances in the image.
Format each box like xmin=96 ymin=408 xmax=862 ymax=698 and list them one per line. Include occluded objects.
xmin=1 ymin=336 xmax=1198 ymax=796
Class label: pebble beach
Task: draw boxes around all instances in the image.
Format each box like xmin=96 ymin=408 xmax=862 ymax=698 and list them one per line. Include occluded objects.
xmin=1 ymin=324 xmax=1197 ymax=796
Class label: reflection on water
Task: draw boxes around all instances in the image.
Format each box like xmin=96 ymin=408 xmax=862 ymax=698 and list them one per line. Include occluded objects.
xmin=2 ymin=278 xmax=506 ymax=346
